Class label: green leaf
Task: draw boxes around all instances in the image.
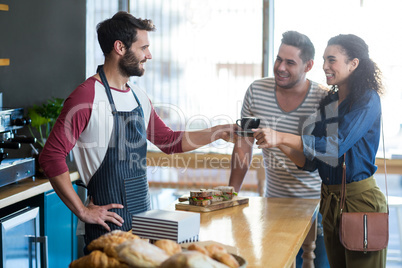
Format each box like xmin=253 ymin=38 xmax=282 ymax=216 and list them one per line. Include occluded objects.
xmin=28 ymin=109 xmax=50 ymax=129
xmin=27 ymin=97 xmax=64 ymax=148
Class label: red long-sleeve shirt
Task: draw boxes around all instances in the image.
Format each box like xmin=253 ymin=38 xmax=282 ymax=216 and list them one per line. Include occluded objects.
xmin=39 ymin=77 xmax=183 ymax=184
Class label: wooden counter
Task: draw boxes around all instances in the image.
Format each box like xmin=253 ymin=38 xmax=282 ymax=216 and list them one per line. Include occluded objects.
xmin=0 ymin=171 xmax=80 ymax=209
xmin=147 ymin=151 xmax=402 ymax=196
xmin=375 ymin=157 xmax=402 ymax=174
xmin=173 ymin=197 xmax=319 ymax=268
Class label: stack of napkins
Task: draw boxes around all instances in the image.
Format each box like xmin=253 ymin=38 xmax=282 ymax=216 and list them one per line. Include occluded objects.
xmin=132 ymin=209 xmax=200 ymax=244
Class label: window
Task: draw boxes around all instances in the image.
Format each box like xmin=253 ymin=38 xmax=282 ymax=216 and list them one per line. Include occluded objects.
xmin=130 ymin=0 xmax=263 ymax=153
xmin=274 ymin=0 xmax=402 ymax=157
xmin=87 ymin=0 xmax=402 ymax=157
xmin=86 ymin=0 xmax=120 ymax=77
xmin=86 ymin=0 xmax=263 ymax=154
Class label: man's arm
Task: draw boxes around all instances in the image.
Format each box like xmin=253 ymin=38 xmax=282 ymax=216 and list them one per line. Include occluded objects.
xmin=228 ymin=136 xmax=254 ymax=193
xmin=181 ymin=124 xmax=238 ymax=152
xmin=49 ymin=171 xmax=124 ymax=232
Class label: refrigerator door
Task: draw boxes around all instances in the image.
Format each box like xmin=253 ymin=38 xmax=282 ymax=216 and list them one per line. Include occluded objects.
xmin=0 ymin=207 xmax=44 ymax=268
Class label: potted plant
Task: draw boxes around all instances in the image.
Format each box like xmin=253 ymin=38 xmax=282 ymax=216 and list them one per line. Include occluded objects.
xmin=28 ymin=97 xmax=64 ymax=148
xmin=28 ymin=97 xmax=64 ymax=175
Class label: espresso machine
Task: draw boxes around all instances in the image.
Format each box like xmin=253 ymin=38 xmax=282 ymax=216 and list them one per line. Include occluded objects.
xmin=0 ymin=93 xmax=36 ymax=187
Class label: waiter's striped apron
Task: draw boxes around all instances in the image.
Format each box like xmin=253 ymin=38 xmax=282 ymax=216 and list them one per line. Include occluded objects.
xmin=85 ymin=65 xmax=151 ymax=246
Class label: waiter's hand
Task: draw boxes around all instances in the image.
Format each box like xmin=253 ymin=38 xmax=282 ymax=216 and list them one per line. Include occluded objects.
xmin=81 ymin=199 xmax=124 ymax=232
xmin=217 ymin=124 xmax=241 ymax=143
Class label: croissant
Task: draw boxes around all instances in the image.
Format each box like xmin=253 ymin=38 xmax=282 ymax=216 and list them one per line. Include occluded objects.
xmin=69 ymin=250 xmax=129 ymax=268
xmin=205 ymin=244 xmax=227 ymax=256
xmin=87 ymin=230 xmax=140 ymax=252
xmin=103 ymin=242 xmax=121 ymax=259
xmin=211 ymin=252 xmax=240 ymax=268
xmin=187 ymin=243 xmax=210 ymax=256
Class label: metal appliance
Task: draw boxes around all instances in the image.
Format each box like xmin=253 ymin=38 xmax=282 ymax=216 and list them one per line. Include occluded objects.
xmin=0 ymin=207 xmax=48 ymax=268
xmin=0 ymin=105 xmax=36 ymax=187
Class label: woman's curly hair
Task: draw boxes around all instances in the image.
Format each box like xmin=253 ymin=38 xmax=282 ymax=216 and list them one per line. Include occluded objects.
xmin=320 ymin=34 xmax=384 ymax=108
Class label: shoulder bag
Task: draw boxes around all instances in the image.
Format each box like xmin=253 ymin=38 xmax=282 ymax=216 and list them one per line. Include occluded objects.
xmin=338 ymin=122 xmax=389 ymax=253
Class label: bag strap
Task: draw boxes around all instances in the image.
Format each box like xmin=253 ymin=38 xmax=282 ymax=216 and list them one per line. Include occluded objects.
xmin=381 ymin=116 xmax=389 ymax=213
xmin=340 ymin=154 xmax=347 ymax=213
xmin=340 ymin=116 xmax=389 ymax=213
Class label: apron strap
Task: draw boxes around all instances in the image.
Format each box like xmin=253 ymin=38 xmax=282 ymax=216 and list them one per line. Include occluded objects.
xmin=97 ymin=65 xmax=117 ymax=113
xmin=97 ymin=65 xmax=142 ymax=114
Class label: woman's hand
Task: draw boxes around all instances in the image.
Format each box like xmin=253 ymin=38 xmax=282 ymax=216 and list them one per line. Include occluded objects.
xmin=252 ymin=128 xmax=282 ymax=149
xmin=252 ymin=128 xmax=306 ymax=167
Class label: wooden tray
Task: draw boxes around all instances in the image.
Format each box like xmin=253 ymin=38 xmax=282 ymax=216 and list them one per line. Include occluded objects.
xmin=175 ymin=196 xmax=249 ymax=212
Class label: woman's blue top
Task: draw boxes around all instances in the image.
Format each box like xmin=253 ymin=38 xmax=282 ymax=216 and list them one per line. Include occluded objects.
xmin=302 ymin=90 xmax=381 ymax=185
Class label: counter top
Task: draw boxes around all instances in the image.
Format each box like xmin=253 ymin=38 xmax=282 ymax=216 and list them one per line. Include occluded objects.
xmin=173 ymin=197 xmax=319 ymax=268
xmin=0 ymin=171 xmax=80 ymax=209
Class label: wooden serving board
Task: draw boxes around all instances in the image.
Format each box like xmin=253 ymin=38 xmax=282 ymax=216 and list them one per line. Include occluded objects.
xmin=175 ymin=196 xmax=249 ymax=212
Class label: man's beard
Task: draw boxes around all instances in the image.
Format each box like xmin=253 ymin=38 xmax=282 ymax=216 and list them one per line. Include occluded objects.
xmin=275 ymin=72 xmax=303 ymax=90
xmin=118 ymin=49 xmax=145 ymax=77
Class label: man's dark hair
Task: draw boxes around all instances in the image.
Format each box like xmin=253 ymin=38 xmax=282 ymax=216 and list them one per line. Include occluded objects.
xmin=97 ymin=11 xmax=156 ymax=57
xmin=281 ymin=31 xmax=315 ymax=63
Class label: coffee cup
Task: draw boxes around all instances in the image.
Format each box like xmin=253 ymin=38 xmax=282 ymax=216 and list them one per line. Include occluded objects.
xmin=236 ymin=117 xmax=260 ymax=130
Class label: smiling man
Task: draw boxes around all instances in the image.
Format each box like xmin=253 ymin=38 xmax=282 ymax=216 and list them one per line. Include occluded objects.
xmin=39 ymin=11 xmax=237 ymax=253
xmin=229 ymin=31 xmax=329 ymax=267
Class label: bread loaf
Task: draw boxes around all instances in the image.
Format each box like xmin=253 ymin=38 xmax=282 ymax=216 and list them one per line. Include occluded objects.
xmin=87 ymin=230 xmax=140 ymax=252
xmin=187 ymin=243 xmax=210 ymax=256
xmin=116 ymin=238 xmax=169 ymax=267
xmin=69 ymin=250 xmax=128 ymax=268
xmin=154 ymin=239 xmax=182 ymax=256
xmin=205 ymin=244 xmax=227 ymax=256
xmin=211 ymin=252 xmax=240 ymax=268
xmin=187 ymin=242 xmax=239 ymax=268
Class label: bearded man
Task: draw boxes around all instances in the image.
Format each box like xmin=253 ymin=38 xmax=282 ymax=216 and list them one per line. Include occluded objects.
xmin=39 ymin=11 xmax=237 ymax=253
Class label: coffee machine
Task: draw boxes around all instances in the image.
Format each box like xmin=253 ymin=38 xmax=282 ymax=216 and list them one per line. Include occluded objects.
xmin=0 ymin=93 xmax=36 ymax=187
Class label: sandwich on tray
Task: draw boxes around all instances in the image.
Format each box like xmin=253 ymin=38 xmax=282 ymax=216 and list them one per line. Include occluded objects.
xmin=188 ymin=186 xmax=238 ymax=206
xmin=189 ymin=190 xmax=213 ymax=206
xmin=213 ymin=186 xmax=237 ymax=201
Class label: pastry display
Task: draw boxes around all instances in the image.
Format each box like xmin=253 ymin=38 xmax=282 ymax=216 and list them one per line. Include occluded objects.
xmin=69 ymin=230 xmax=244 ymax=268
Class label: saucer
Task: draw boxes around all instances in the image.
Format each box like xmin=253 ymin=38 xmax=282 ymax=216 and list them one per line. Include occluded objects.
xmin=235 ymin=130 xmax=254 ymax=137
